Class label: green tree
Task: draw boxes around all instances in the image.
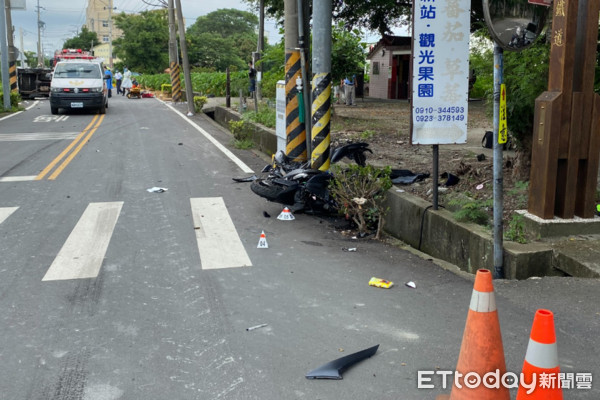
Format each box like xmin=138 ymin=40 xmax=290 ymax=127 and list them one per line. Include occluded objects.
xmin=331 ymin=23 xmax=366 ymax=82
xmin=62 ymin=26 xmax=99 ymax=51
xmin=244 ymin=0 xmax=485 ymax=36
xmin=113 ymin=9 xmax=169 ymax=73
xmin=23 ymin=51 xmax=38 ymax=68
xmin=187 ymin=9 xmax=258 ymax=70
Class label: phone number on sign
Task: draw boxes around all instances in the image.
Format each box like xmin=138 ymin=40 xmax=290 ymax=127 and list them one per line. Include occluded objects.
xmin=414 ymin=106 xmax=466 ymax=123
xmin=415 ymin=106 xmax=465 ymax=114
xmin=415 ymin=114 xmax=465 ymax=122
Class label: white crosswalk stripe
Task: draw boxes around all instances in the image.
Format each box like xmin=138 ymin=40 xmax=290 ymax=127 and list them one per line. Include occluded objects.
xmin=0 ymin=207 xmax=19 ymax=225
xmin=0 ymin=132 xmax=80 ymax=141
xmin=191 ymin=197 xmax=252 ymax=269
xmin=42 ymin=202 xmax=124 ymax=281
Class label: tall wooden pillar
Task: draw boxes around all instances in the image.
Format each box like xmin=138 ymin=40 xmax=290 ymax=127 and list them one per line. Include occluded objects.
xmin=528 ymin=0 xmax=600 ymax=219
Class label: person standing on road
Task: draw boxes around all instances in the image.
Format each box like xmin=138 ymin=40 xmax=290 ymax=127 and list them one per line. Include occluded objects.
xmin=344 ymin=75 xmax=356 ymax=106
xmin=114 ymin=70 xmax=123 ymax=95
xmin=121 ymin=67 xmax=132 ymax=97
xmin=104 ymin=67 xmax=113 ymax=98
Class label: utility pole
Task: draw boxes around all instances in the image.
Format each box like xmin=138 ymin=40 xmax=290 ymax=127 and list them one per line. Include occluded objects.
xmin=168 ymin=0 xmax=181 ymax=102
xmin=283 ymin=0 xmax=306 ymax=161
xmin=310 ymin=0 xmax=332 ymax=170
xmin=19 ymin=27 xmax=24 ymax=67
xmin=107 ymin=0 xmax=114 ymax=68
xmin=174 ymin=0 xmax=194 ymax=115
xmin=5 ymin=0 xmax=17 ymax=91
xmin=1 ymin=0 xmax=11 ymax=110
xmin=255 ymin=0 xmax=264 ymax=101
xmin=36 ymin=0 xmax=42 ymax=67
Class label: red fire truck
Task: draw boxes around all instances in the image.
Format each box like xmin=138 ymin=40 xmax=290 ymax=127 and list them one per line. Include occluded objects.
xmin=51 ymin=49 xmax=97 ymax=67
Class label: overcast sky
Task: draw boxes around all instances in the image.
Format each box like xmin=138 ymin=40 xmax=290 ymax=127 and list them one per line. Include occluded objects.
xmin=9 ymin=0 xmax=282 ymax=57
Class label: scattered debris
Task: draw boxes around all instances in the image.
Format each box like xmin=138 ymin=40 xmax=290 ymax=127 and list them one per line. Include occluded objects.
xmin=477 ymin=153 xmax=486 ymax=162
xmin=342 ymin=247 xmax=357 ymax=252
xmin=369 ymin=277 xmax=394 ymax=289
xmin=147 ymin=187 xmax=168 ymax=193
xmin=352 ymin=197 xmax=367 ymax=205
xmin=390 ymin=169 xmax=430 ymax=185
xmin=440 ymin=172 xmax=459 ymax=187
xmin=476 ymin=183 xmax=484 ymax=190
xmin=405 ymin=281 xmax=417 ymax=289
xmin=395 ymin=189 xmax=405 ymax=193
xmin=305 ymin=344 xmax=380 ymax=380
xmin=178 ymin=142 xmax=183 ymax=146
xmin=263 ymin=211 xmax=271 ymax=218
xmin=257 ymin=231 xmax=268 ymax=249
xmin=246 ymin=323 xmax=268 ymax=331
xmin=232 ymin=175 xmax=258 ymax=183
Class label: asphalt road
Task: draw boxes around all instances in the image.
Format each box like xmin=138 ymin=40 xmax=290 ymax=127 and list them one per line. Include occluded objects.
xmin=0 ymin=95 xmax=598 ymax=399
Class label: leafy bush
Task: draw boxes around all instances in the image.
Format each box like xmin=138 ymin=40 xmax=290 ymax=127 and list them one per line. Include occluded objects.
xmin=448 ymin=197 xmax=491 ymax=226
xmin=161 ymin=83 xmax=172 ymax=93
xmin=505 ymin=213 xmax=528 ymax=244
xmin=242 ymin=104 xmax=276 ymax=129
xmin=228 ymin=119 xmax=254 ymax=149
xmin=0 ymin=90 xmax=22 ymax=111
xmin=138 ymin=73 xmax=170 ymax=90
xmin=330 ymin=165 xmax=392 ymax=238
xmin=193 ymin=96 xmax=208 ymax=113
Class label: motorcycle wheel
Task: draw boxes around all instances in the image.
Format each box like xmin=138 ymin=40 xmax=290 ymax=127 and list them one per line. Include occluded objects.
xmin=250 ymin=179 xmax=288 ymax=202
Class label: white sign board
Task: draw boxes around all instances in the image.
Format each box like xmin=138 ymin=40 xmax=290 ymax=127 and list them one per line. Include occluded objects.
xmin=275 ymin=80 xmax=286 ymax=153
xmin=10 ymin=0 xmax=26 ymax=9
xmin=411 ymin=0 xmax=471 ymax=144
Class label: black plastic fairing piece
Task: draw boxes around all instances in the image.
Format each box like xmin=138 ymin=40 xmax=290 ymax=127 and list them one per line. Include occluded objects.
xmin=305 ymin=344 xmax=379 ymax=380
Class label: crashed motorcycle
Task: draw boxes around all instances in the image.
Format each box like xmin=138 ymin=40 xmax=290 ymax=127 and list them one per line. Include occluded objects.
xmin=250 ymin=142 xmax=372 ymax=214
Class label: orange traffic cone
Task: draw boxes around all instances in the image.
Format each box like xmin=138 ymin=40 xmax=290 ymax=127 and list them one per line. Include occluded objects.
xmin=449 ymin=269 xmax=510 ymax=400
xmin=277 ymin=207 xmax=295 ymax=220
xmin=516 ymin=309 xmax=562 ymax=400
xmin=257 ymin=230 xmax=268 ymax=249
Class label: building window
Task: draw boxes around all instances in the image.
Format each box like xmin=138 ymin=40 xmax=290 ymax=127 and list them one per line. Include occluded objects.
xmin=103 ymin=35 xmax=109 ymax=43
xmin=372 ymin=62 xmax=380 ymax=75
xmin=102 ymin=20 xmax=109 ymax=28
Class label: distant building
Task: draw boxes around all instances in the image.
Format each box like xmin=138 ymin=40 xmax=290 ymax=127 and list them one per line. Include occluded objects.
xmin=84 ymin=0 xmax=122 ymax=50
xmin=92 ymin=43 xmax=120 ymax=65
xmin=366 ymin=35 xmax=412 ymax=100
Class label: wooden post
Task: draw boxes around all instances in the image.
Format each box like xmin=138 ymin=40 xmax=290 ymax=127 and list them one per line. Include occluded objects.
xmin=528 ymin=0 xmax=600 ymax=219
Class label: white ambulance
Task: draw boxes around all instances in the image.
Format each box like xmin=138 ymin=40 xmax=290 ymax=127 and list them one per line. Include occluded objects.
xmin=49 ymin=58 xmax=108 ymax=115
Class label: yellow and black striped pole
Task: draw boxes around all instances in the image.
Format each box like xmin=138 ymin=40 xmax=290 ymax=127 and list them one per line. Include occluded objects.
xmin=285 ymin=50 xmax=307 ymax=161
xmin=310 ymin=73 xmax=331 ymax=170
xmin=170 ymin=62 xmax=181 ymax=102
xmin=9 ymin=61 xmax=17 ymax=92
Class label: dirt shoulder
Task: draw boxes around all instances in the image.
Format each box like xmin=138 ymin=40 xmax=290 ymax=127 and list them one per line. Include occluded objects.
xmin=331 ymin=98 xmax=526 ymax=231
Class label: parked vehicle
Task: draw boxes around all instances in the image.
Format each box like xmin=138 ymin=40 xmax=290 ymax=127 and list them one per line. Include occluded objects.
xmin=250 ymin=142 xmax=372 ymax=214
xmin=49 ymin=59 xmax=108 ymax=115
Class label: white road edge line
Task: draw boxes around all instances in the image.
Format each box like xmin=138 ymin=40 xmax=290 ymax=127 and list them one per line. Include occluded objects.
xmin=0 ymin=207 xmax=19 ymax=225
xmin=0 ymin=176 xmax=37 ymax=182
xmin=190 ymin=197 xmax=252 ymax=269
xmin=0 ymin=111 xmax=23 ymax=122
xmin=42 ymin=202 xmax=124 ymax=281
xmin=158 ymin=98 xmax=254 ymax=174
xmin=26 ymin=100 xmax=40 ymax=110
xmin=0 ymin=100 xmax=40 ymax=122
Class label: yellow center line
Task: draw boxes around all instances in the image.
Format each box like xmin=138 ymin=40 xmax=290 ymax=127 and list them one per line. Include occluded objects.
xmin=35 ymin=114 xmax=100 ymax=180
xmin=48 ymin=114 xmax=105 ymax=180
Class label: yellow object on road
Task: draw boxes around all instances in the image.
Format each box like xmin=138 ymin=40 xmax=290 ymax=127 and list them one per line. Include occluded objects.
xmin=369 ymin=277 xmax=393 ymax=289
